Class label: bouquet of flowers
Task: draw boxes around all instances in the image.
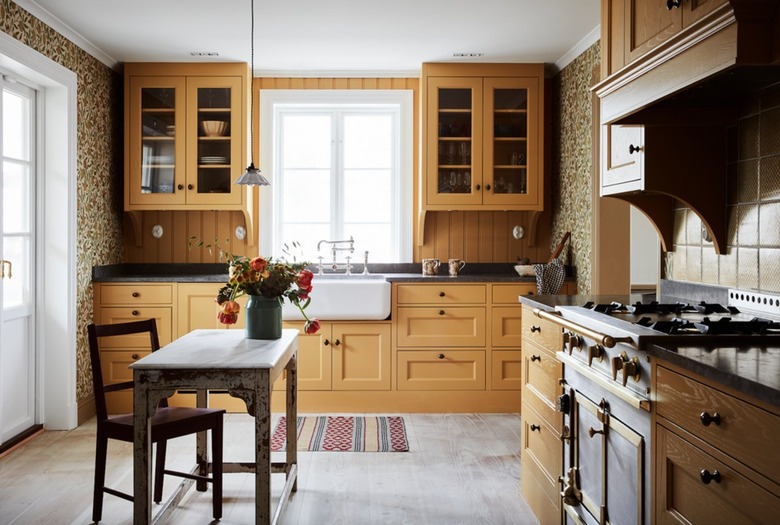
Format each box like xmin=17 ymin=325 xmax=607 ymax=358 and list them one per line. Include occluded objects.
xmin=216 ymin=253 xmax=320 ymax=334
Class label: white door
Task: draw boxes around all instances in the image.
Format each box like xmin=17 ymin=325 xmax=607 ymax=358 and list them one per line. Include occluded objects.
xmin=0 ymin=78 xmax=37 ymax=446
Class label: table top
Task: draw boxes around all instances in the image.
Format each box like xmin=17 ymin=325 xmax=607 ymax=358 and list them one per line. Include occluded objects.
xmin=129 ymin=329 xmax=298 ymax=370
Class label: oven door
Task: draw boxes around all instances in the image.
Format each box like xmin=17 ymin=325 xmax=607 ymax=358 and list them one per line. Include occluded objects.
xmin=563 ymin=388 xmax=647 ymax=525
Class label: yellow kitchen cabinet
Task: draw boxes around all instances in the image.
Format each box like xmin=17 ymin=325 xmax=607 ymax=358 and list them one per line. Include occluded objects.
xmin=654 ymin=362 xmax=780 ymax=524
xmin=276 ymin=321 xmax=391 ymax=392
xmin=397 ymin=350 xmax=485 ymax=391
xmin=92 ymin=282 xmax=175 ymax=413
xmin=520 ymin=305 xmax=564 ymax=524
xmin=124 ymin=63 xmax=248 ymax=211
xmin=491 ymin=351 xmax=522 ymax=391
xmin=602 ymin=0 xmax=729 ymax=78
xmin=422 ymin=63 xmax=544 ymax=211
xmin=176 ymin=282 xmax=246 ymax=336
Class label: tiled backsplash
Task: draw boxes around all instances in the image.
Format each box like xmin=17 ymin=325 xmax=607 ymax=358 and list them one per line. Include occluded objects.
xmin=667 ymin=84 xmax=780 ymax=293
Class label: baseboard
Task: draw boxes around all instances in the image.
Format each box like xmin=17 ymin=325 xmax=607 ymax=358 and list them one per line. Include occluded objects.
xmin=78 ymin=394 xmax=96 ymax=425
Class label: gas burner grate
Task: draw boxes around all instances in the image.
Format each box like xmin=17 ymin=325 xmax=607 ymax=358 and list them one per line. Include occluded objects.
xmin=694 ymin=317 xmax=780 ymax=335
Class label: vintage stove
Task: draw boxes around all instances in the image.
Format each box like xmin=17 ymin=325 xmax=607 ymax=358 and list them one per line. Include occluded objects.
xmin=531 ymin=288 xmax=780 ymax=525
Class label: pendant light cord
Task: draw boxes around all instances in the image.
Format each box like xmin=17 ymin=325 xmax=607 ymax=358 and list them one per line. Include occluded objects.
xmin=249 ymin=0 xmax=255 ymax=166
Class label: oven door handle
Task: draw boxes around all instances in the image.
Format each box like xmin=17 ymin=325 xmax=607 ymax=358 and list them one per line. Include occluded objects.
xmin=533 ymin=308 xmax=635 ymax=348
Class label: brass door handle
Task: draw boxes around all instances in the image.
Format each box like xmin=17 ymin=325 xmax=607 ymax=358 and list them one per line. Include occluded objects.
xmin=0 ymin=259 xmax=11 ymax=279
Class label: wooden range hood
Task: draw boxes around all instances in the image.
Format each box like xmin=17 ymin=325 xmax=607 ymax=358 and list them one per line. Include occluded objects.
xmin=594 ymin=0 xmax=780 ymax=255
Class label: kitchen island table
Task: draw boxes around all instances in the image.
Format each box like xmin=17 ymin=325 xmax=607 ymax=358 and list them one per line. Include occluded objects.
xmin=130 ymin=329 xmax=298 ymax=524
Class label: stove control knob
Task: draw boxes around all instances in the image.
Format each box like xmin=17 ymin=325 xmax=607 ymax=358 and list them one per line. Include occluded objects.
xmin=587 ymin=345 xmax=603 ymax=366
xmin=611 ymin=355 xmax=624 ymax=381
xmin=564 ymin=332 xmax=581 ymax=354
xmin=621 ymin=358 xmax=640 ymax=386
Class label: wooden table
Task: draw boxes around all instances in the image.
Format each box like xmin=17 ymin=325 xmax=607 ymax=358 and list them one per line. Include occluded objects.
xmin=130 ymin=328 xmax=298 ymax=524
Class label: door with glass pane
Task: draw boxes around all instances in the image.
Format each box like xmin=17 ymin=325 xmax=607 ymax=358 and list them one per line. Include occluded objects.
xmin=185 ymin=76 xmax=243 ymax=206
xmin=128 ymin=76 xmax=186 ymax=206
xmin=483 ymin=76 xmax=540 ymax=207
xmin=425 ymin=77 xmax=483 ymax=206
xmin=1 ymin=80 xmax=37 ymax=446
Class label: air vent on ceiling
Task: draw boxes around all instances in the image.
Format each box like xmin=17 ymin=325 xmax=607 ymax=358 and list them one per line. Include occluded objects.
xmin=190 ymin=52 xmax=219 ymax=56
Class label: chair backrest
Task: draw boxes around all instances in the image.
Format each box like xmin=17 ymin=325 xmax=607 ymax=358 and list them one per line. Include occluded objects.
xmin=87 ymin=318 xmax=161 ymax=421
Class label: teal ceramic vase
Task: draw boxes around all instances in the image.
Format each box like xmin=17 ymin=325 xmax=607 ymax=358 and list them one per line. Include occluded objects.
xmin=245 ymin=295 xmax=282 ymax=340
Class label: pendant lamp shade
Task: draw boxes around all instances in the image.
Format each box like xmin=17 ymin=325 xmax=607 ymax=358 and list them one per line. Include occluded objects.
xmin=236 ymin=0 xmax=268 ymax=186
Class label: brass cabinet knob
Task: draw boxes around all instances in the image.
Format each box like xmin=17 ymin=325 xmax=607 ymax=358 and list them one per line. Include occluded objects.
xmin=132 ymin=292 xmax=140 ymax=298
xmin=530 ymin=424 xmax=540 ymax=432
xmin=438 ymin=353 xmax=445 ymax=359
xmin=131 ymin=310 xmax=139 ymax=316
xmin=531 ymin=355 xmax=541 ymax=362
xmin=334 ymin=339 xmax=341 ymax=346
xmin=131 ymin=354 xmax=139 ymax=360
xmin=439 ymin=291 xmax=446 ymax=297
xmin=187 ymin=184 xmax=194 ymax=190
xmin=323 ymin=339 xmax=330 ymax=346
xmin=588 ymin=427 xmax=604 ymax=438
xmin=439 ymin=310 xmax=445 ymax=315
xmin=530 ymin=325 xmax=541 ymax=333
xmin=177 ymin=184 xmax=184 ymax=190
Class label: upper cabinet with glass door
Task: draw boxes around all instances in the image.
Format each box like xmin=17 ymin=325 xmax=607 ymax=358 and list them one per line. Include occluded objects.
xmin=422 ymin=63 xmax=544 ymax=211
xmin=124 ymin=63 xmax=248 ymax=211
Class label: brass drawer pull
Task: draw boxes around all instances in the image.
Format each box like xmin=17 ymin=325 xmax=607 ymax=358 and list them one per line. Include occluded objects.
xmin=439 ymin=291 xmax=445 ymax=297
xmin=530 ymin=424 xmax=540 ymax=432
xmin=700 ymin=469 xmax=721 ymax=484
xmin=131 ymin=354 xmax=139 ymax=360
xmin=131 ymin=310 xmax=139 ymax=316
xmin=439 ymin=310 xmax=445 ymax=315
xmin=700 ymin=412 xmax=721 ymax=426
xmin=438 ymin=353 xmax=445 ymax=359
xmin=530 ymin=325 xmax=541 ymax=333
xmin=132 ymin=292 xmax=140 ymax=298
xmin=531 ymin=355 xmax=541 ymax=362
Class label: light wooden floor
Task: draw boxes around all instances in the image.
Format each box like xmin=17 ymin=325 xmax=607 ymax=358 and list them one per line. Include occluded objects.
xmin=0 ymin=413 xmax=540 ymax=525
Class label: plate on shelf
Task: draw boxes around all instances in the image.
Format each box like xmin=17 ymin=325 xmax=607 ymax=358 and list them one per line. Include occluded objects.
xmin=200 ymin=156 xmax=228 ymax=164
xmin=147 ymin=155 xmax=174 ymax=164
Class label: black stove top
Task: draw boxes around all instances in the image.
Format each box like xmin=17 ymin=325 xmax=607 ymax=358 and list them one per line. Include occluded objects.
xmin=581 ymin=300 xmax=780 ymax=335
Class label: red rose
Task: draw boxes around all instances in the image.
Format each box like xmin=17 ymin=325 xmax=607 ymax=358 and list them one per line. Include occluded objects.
xmin=250 ymin=257 xmax=268 ymax=273
xmin=297 ymin=269 xmax=314 ymax=288
xmin=304 ymin=318 xmax=321 ymax=334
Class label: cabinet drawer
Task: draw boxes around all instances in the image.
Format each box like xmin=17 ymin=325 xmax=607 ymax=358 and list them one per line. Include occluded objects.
xmin=656 ymin=366 xmax=780 ymax=483
xmin=521 ymin=306 xmax=563 ymax=352
xmin=491 ymin=306 xmax=522 ymax=348
xmin=521 ymin=403 xmax=562 ymax=492
xmin=491 ymin=350 xmax=522 ymax=391
xmin=656 ymin=425 xmax=780 ymax=525
xmin=101 ymin=350 xmax=148 ymax=414
xmin=396 ymin=284 xmax=486 ymax=305
xmin=522 ymin=343 xmax=562 ymax=409
xmin=396 ymin=307 xmax=485 ymax=347
xmin=522 ymin=377 xmax=562 ymax=433
xmin=397 ymin=350 xmax=485 ymax=390
xmin=96 ymin=307 xmax=173 ymax=347
xmin=521 ymin=445 xmax=561 ymax=525
xmin=98 ymin=284 xmax=173 ymax=305
xmin=491 ymin=283 xmax=536 ymax=304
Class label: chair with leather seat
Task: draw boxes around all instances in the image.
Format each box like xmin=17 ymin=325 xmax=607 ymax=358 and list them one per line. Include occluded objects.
xmin=87 ymin=318 xmax=224 ymax=522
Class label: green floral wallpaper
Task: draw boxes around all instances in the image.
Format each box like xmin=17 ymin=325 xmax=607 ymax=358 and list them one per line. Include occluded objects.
xmin=552 ymin=42 xmax=601 ymax=294
xmin=0 ymin=0 xmax=123 ymax=404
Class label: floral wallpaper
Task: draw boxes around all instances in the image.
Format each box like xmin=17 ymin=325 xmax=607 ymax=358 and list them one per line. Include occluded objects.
xmin=551 ymin=42 xmax=601 ymax=294
xmin=0 ymin=1 xmax=124 ymax=405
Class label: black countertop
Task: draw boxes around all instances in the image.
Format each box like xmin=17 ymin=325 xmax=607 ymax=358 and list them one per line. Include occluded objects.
xmin=518 ymin=290 xmax=780 ymax=408
xmin=92 ymin=263 xmax=575 ymax=285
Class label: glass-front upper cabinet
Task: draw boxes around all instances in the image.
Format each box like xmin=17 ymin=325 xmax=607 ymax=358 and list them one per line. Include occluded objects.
xmin=125 ymin=64 xmax=246 ymax=211
xmin=423 ymin=64 xmax=544 ymax=211
xmin=128 ymin=76 xmax=185 ymax=207
xmin=426 ymin=77 xmax=483 ymax=207
xmin=483 ymin=77 xmax=539 ymax=208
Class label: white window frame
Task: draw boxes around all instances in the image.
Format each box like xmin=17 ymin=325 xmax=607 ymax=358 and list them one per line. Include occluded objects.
xmin=259 ymin=89 xmax=413 ymax=262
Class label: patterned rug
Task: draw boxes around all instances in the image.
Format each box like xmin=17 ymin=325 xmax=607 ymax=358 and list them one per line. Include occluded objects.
xmin=271 ymin=416 xmax=409 ymax=452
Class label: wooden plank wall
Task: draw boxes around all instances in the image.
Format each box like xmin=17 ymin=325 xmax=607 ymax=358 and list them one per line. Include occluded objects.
xmin=123 ymin=76 xmax=552 ymax=263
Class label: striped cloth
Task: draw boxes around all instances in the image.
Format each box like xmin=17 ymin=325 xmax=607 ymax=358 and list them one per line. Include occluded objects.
xmin=271 ymin=415 xmax=409 ymax=452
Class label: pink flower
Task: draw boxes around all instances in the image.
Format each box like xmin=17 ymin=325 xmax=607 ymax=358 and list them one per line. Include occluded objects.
xmin=249 ymin=256 xmax=268 ymax=273
xmin=297 ymin=269 xmax=314 ymax=288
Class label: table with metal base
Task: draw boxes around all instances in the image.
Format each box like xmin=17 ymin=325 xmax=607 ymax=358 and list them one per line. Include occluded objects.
xmin=131 ymin=329 xmax=298 ymax=524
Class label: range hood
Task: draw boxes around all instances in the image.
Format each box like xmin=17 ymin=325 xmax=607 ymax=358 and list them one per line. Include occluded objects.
xmin=594 ymin=0 xmax=780 ymax=255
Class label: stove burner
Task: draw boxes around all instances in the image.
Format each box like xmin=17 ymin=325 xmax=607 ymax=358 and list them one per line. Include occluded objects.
xmin=691 ymin=302 xmax=740 ymax=315
xmin=636 ymin=317 xmax=702 ymax=334
xmin=694 ymin=317 xmax=780 ymax=335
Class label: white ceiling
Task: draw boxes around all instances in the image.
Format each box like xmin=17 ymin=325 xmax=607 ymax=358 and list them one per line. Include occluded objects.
xmin=15 ymin=0 xmax=601 ymax=74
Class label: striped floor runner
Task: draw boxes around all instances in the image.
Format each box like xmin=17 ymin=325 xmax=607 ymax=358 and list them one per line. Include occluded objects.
xmin=271 ymin=416 xmax=409 ymax=452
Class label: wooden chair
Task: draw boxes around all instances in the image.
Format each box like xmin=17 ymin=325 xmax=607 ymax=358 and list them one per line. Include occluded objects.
xmin=87 ymin=319 xmax=224 ymax=522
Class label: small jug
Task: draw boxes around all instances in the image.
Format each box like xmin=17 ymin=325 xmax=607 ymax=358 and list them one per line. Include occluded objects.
xmin=422 ymin=258 xmax=440 ymax=276
xmin=448 ymin=259 xmax=466 ymax=276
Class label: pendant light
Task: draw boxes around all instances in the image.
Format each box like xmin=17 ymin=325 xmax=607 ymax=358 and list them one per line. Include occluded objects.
xmin=235 ymin=0 xmax=269 ymax=186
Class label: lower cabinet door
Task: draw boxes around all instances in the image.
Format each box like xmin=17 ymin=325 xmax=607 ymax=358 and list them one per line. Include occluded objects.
xmin=275 ymin=322 xmax=332 ymax=391
xmin=331 ymin=323 xmax=391 ymax=391
xmin=656 ymin=424 xmax=780 ymax=524
xmin=491 ymin=350 xmax=522 ymax=390
xmin=397 ymin=350 xmax=485 ymax=390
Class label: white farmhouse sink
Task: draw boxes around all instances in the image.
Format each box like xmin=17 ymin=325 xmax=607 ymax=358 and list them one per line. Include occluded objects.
xmin=282 ymin=274 xmax=391 ymax=321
